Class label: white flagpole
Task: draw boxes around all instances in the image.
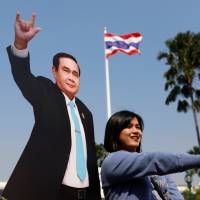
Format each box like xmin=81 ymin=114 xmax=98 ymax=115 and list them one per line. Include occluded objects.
xmin=104 ymin=27 xmax=112 ymax=119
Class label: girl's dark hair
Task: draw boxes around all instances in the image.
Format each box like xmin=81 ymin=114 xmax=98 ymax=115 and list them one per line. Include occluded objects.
xmin=104 ymin=110 xmax=144 ymax=153
xmin=53 ymin=52 xmax=81 ymax=75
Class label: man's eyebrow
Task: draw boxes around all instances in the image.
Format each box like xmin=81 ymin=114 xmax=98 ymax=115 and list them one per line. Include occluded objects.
xmin=63 ymin=66 xmax=69 ymax=69
xmin=63 ymin=66 xmax=79 ymax=73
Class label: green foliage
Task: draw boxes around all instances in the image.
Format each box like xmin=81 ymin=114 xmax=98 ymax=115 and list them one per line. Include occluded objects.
xmin=188 ymin=146 xmax=200 ymax=155
xmin=183 ymin=169 xmax=196 ymax=200
xmin=182 ymin=187 xmax=200 ymax=200
xmin=158 ymin=31 xmax=200 ymax=113
xmin=188 ymin=146 xmax=200 ymax=176
xmin=95 ymin=143 xmax=108 ymax=167
xmin=177 ymin=100 xmax=189 ymax=112
xmin=195 ymin=188 xmax=200 ymax=200
xmin=158 ymin=31 xmax=200 ymax=146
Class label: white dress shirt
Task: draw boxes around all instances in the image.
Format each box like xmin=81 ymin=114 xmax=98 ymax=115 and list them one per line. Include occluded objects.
xmin=11 ymin=44 xmax=89 ymax=188
xmin=62 ymin=93 xmax=89 ymax=188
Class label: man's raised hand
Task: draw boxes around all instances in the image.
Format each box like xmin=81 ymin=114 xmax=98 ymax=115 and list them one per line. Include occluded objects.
xmin=14 ymin=12 xmax=41 ymax=49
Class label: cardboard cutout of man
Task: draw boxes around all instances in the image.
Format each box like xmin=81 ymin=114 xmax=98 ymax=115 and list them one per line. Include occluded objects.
xmin=2 ymin=13 xmax=101 ymax=200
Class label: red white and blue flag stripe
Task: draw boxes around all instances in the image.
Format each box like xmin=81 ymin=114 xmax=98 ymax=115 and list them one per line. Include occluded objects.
xmin=104 ymin=32 xmax=143 ymax=58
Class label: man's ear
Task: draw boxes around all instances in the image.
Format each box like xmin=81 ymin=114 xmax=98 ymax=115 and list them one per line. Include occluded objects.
xmin=52 ymin=66 xmax=56 ymax=78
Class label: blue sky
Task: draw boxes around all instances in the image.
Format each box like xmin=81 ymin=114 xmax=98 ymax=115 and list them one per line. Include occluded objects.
xmin=0 ymin=0 xmax=200 ymax=185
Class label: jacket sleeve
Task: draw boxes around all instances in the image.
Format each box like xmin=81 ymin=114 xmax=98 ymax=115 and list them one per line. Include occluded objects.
xmin=101 ymin=150 xmax=200 ymax=185
xmin=165 ymin=175 xmax=184 ymax=200
xmin=7 ymin=45 xmax=44 ymax=106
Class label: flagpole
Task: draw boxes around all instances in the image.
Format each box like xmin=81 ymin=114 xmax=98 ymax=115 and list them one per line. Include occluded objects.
xmin=104 ymin=27 xmax=112 ymax=119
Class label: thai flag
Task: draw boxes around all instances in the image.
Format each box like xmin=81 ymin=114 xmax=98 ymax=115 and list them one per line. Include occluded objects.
xmin=104 ymin=32 xmax=143 ymax=58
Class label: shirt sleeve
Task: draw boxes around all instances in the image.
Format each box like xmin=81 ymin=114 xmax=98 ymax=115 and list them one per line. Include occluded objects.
xmin=11 ymin=42 xmax=29 ymax=58
xmin=101 ymin=150 xmax=200 ymax=185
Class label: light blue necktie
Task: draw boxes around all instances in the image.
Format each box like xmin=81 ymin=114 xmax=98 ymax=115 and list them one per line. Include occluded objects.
xmin=69 ymin=101 xmax=86 ymax=181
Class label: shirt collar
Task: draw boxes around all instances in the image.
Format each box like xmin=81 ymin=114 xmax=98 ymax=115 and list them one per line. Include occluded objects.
xmin=62 ymin=92 xmax=76 ymax=105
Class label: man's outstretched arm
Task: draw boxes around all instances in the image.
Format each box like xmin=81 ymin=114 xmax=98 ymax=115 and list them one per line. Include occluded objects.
xmin=8 ymin=13 xmax=43 ymax=106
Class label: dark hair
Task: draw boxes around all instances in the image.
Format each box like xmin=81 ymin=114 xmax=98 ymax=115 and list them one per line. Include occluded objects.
xmin=104 ymin=110 xmax=144 ymax=153
xmin=53 ymin=52 xmax=81 ymax=75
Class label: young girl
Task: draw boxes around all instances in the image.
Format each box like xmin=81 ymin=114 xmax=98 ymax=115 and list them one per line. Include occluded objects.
xmin=101 ymin=110 xmax=200 ymax=200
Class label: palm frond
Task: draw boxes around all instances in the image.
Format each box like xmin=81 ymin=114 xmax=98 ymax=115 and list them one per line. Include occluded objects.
xmin=165 ymin=86 xmax=180 ymax=105
xmin=177 ymin=100 xmax=189 ymax=112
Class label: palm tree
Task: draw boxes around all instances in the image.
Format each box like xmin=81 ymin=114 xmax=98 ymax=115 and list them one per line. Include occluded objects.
xmin=188 ymin=145 xmax=200 ymax=155
xmin=158 ymin=31 xmax=200 ymax=147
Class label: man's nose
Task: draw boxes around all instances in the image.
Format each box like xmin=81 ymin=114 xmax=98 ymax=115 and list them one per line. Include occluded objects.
xmin=68 ymin=73 xmax=75 ymax=81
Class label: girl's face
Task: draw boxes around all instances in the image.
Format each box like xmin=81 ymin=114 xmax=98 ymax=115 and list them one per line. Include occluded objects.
xmin=118 ymin=117 xmax=142 ymax=152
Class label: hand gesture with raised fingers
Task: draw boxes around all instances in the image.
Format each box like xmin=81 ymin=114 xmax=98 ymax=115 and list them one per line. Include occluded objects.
xmin=14 ymin=12 xmax=41 ymax=49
